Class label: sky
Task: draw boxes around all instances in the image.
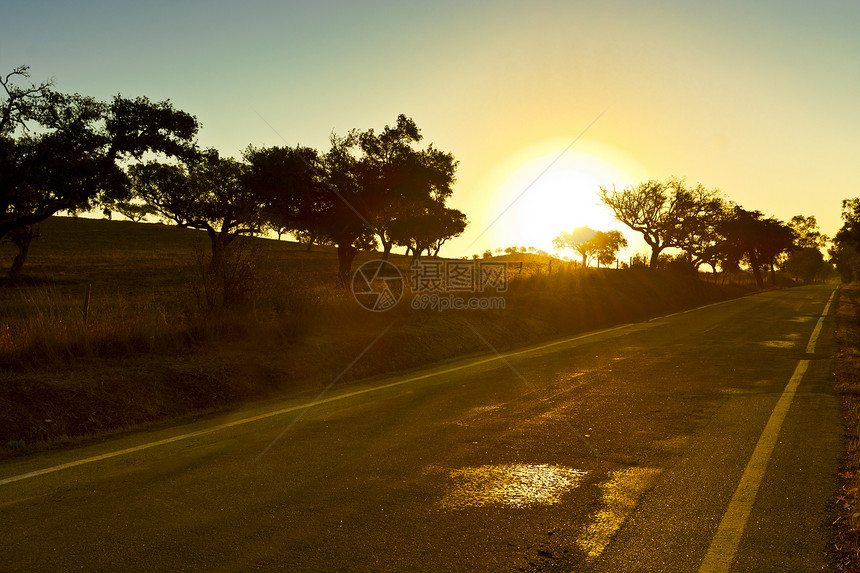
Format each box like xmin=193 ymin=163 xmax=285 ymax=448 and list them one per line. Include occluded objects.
xmin=2 ymin=0 xmax=858 ymax=259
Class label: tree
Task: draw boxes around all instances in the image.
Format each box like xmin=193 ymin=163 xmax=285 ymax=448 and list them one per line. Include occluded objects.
xmin=719 ymin=207 xmax=795 ymax=288
xmin=553 ymin=227 xmax=628 ymax=268
xmin=599 ymin=178 xmax=722 ymax=268
xmin=356 ymin=114 xmax=458 ymax=260
xmin=291 ymin=228 xmax=335 ymax=249
xmin=1 ymin=224 xmax=39 ymax=275
xmin=243 ymin=145 xmax=323 ymax=249
xmin=430 ymin=208 xmax=468 ymax=256
xmin=1 ymin=65 xmax=199 ymax=273
xmin=552 ymin=227 xmax=598 ymax=267
xmin=830 ymin=199 xmax=860 ymax=282
xmin=390 ymin=202 xmax=467 ymax=261
xmin=103 ymin=200 xmax=156 ymax=222
xmin=788 ymin=215 xmax=828 ymax=249
xmin=677 ymin=190 xmax=730 ymax=272
xmin=130 ymin=150 xmax=264 ymax=273
xmin=783 ymin=248 xmax=827 ymax=284
xmin=243 ymin=136 xmax=376 ymax=284
xmin=593 ymin=230 xmax=628 ymax=268
xmin=317 ymin=132 xmax=379 ymax=284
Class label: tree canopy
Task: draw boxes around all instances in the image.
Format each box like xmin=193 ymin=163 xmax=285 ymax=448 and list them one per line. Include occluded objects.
xmin=130 ymin=150 xmax=264 ymax=273
xmin=552 ymin=226 xmax=627 ymax=268
xmin=598 ymin=178 xmax=722 ymax=269
xmin=355 ymin=114 xmax=459 ymax=261
xmin=1 ymin=65 xmax=199 ymax=273
xmin=830 ymin=199 xmax=860 ymax=282
xmin=242 ymin=116 xmax=465 ymax=283
xmin=718 ymin=207 xmax=796 ymax=288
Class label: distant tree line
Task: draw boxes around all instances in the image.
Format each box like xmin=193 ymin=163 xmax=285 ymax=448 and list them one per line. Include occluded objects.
xmin=0 ymin=66 xmax=468 ymax=283
xmin=595 ymin=177 xmax=830 ymax=288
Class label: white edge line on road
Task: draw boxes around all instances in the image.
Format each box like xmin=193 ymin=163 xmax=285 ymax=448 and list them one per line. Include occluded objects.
xmin=698 ymin=287 xmax=837 ymax=573
xmin=0 ymin=293 xmax=754 ymax=487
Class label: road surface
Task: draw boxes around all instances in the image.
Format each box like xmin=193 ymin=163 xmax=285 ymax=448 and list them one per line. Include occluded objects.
xmin=0 ymin=284 xmax=841 ymax=571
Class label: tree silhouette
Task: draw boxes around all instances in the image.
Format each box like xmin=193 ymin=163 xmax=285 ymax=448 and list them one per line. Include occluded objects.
xmin=356 ymin=115 xmax=458 ymax=261
xmin=553 ymin=227 xmax=628 ymax=268
xmin=1 ymin=65 xmax=199 ymax=273
xmin=292 ymin=117 xmax=461 ymax=284
xmin=103 ymin=201 xmax=156 ymax=222
xmin=130 ymin=150 xmax=264 ymax=273
xmin=390 ymin=202 xmax=467 ymax=261
xmin=552 ymin=227 xmax=598 ymax=267
xmin=317 ymin=132 xmax=379 ymax=284
xmin=783 ymin=248 xmax=827 ymax=284
xmin=594 ymin=230 xmax=628 ymax=268
xmin=830 ymin=199 xmax=860 ymax=281
xmin=599 ymin=178 xmax=722 ymax=269
xmin=719 ymin=207 xmax=795 ymax=288
xmin=677 ymin=189 xmax=729 ymax=272
xmin=243 ymin=145 xmax=323 ymax=249
xmin=788 ymin=215 xmax=828 ymax=249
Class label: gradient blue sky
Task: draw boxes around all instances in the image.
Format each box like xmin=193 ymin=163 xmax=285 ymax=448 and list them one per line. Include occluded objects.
xmin=2 ymin=0 xmax=858 ymax=257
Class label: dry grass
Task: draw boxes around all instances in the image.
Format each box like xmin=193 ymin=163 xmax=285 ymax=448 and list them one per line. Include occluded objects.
xmin=1 ymin=216 xmax=756 ymax=455
xmin=833 ymin=284 xmax=860 ymax=570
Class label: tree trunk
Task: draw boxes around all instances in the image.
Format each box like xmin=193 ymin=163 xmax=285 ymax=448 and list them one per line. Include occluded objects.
xmin=378 ymin=233 xmax=392 ymax=261
xmin=649 ymin=247 xmax=660 ymax=269
xmin=750 ymin=261 xmax=764 ymax=289
xmin=8 ymin=225 xmax=35 ymax=275
xmin=208 ymin=228 xmax=233 ymax=276
xmin=337 ymin=243 xmax=358 ymax=286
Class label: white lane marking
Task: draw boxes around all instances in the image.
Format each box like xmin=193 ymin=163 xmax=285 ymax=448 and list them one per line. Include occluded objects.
xmin=698 ymin=287 xmax=837 ymax=573
xmin=806 ymin=288 xmax=838 ymax=353
xmin=697 ymin=360 xmax=809 ymax=573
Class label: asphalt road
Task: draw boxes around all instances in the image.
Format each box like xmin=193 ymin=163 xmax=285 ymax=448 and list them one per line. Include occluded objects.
xmin=0 ymin=284 xmax=841 ymax=572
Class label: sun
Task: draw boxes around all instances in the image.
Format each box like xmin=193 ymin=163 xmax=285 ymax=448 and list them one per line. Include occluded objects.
xmin=479 ymin=140 xmax=643 ymax=255
xmin=512 ymin=168 xmax=617 ymax=250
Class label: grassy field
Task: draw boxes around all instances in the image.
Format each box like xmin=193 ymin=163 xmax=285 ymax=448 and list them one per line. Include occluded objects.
xmin=0 ymin=216 xmax=754 ymax=454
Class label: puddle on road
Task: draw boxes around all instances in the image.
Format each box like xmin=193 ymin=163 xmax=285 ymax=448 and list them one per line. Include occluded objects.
xmin=576 ymin=467 xmax=662 ymax=561
xmin=436 ymin=464 xmax=588 ymax=510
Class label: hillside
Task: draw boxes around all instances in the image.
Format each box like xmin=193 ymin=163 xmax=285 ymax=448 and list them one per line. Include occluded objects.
xmin=0 ymin=216 xmax=753 ymax=452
